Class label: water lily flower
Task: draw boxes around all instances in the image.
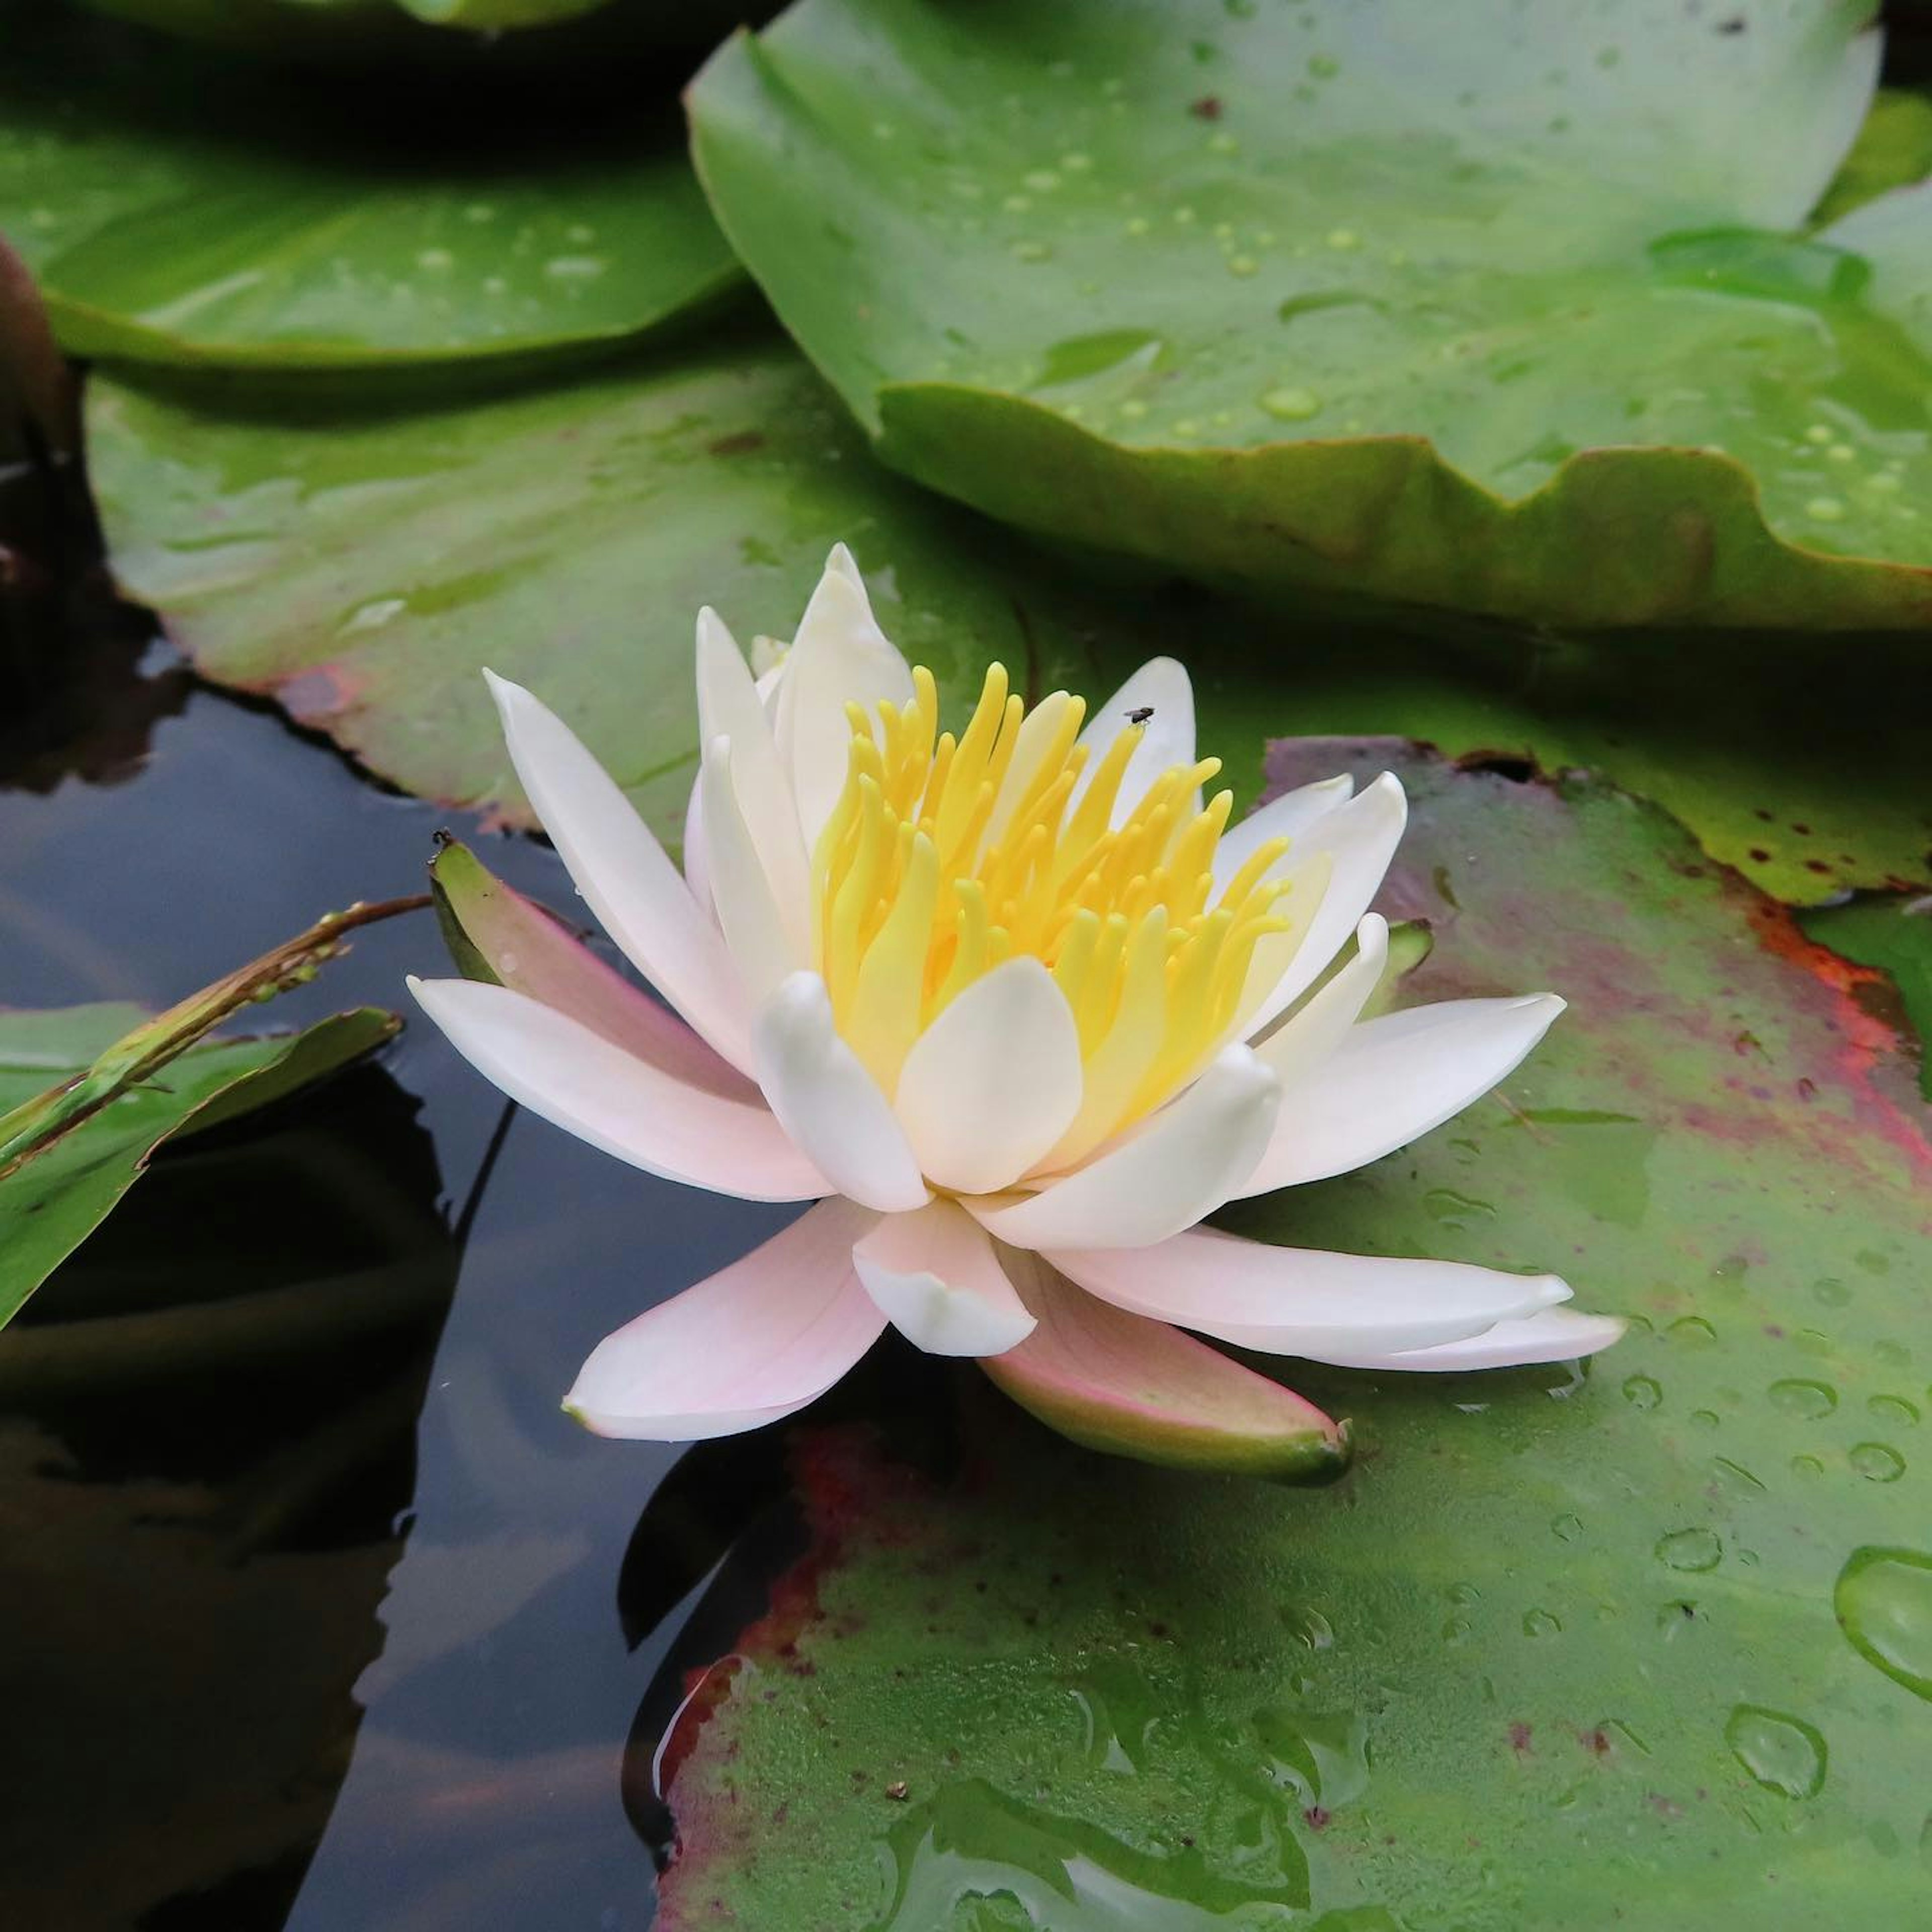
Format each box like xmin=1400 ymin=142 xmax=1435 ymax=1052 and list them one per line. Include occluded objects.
xmin=412 ymin=548 xmax=1622 ymax=1477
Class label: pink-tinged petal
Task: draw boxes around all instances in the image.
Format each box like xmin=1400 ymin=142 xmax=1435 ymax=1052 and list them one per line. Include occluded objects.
xmin=981 ymin=1249 xmax=1348 ymax=1480
xmin=773 ymin=546 xmax=914 ymax=844
xmin=852 ymin=1201 xmax=1035 ymax=1357
xmin=1251 ymin=915 xmax=1387 ymax=1084
xmin=1240 ymin=772 xmax=1409 ymax=1040
xmin=1299 ymin=1306 xmax=1628 ymax=1372
xmin=483 ymin=670 xmax=753 ymax=1073
xmin=566 ymin=1198 xmax=885 ymax=1439
xmin=695 ymin=606 xmax=810 ymax=939
xmin=701 ymin=735 xmax=808 ymax=1006
xmin=752 ymin=972 xmax=929 ymax=1214
xmin=430 ymin=836 xmax=754 ymax=1103
xmin=1071 ymin=657 xmax=1196 ymax=826
xmin=1213 ymin=775 xmax=1354 ymax=891
xmin=1048 ymin=1226 xmax=1570 ymax=1356
xmin=409 ymin=976 xmax=830 ymax=1202
xmin=1234 ymin=992 xmax=1566 ymax=1198
xmin=971 ymin=1046 xmax=1278 ymax=1251
xmin=895 ymin=959 xmax=1083 ymax=1194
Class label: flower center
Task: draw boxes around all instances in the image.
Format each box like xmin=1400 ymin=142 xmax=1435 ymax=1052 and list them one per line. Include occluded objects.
xmin=811 ymin=664 xmax=1319 ymax=1163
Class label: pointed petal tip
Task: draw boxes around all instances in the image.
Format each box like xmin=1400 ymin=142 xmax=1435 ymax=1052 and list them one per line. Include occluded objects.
xmin=1528 ymin=1271 xmax=1575 ymax=1310
xmin=1365 ymin=769 xmax=1409 ymax=812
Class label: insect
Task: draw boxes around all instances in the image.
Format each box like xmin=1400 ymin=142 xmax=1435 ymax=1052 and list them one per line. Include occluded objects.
xmin=1125 ymin=705 xmax=1155 ymax=725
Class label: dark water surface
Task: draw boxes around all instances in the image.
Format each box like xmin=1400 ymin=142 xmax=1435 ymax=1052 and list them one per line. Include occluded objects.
xmin=2 ymin=640 xmax=803 ymax=1929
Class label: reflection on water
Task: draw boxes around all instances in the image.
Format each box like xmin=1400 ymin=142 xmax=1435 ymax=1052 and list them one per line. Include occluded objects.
xmin=1 ymin=666 xmax=806 ymax=1928
xmin=0 ymin=1061 xmax=453 ymax=1930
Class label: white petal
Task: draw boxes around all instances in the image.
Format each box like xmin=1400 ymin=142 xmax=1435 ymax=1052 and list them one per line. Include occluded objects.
xmin=1252 ymin=915 xmax=1388 ymax=1086
xmin=1299 ymin=1306 xmax=1628 ymax=1372
xmin=1236 ymin=992 xmax=1566 ymax=1197
xmin=773 ymin=549 xmax=914 ymax=844
xmin=894 ymin=958 xmax=1084 ymax=1194
xmin=1048 ymin=1226 xmax=1571 ymax=1356
xmin=409 ymin=977 xmax=829 ymax=1201
xmin=851 ymin=1200 xmax=1035 ymax=1357
xmin=681 ymin=770 xmax=712 ymax=915
xmin=483 ymin=670 xmax=752 ymax=1072
xmin=1241 ymin=771 xmax=1409 ymax=1040
xmin=752 ymin=972 xmax=930 ymax=1214
xmin=701 ymin=735 xmax=807 ymax=1007
xmin=566 ymin=1198 xmax=886 ymax=1439
xmin=970 ymin=1045 xmax=1278 ymax=1251
xmin=1213 ymin=775 xmax=1354 ymax=890
xmin=1071 ymin=657 xmax=1196 ymax=826
xmin=695 ymin=606 xmax=810 ymax=942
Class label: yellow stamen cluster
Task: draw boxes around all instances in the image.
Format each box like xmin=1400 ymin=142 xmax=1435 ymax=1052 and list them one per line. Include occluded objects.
xmin=812 ymin=664 xmax=1311 ymax=1161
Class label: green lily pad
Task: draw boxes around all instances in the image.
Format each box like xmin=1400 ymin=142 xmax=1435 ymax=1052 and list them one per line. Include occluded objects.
xmin=79 ymin=0 xmax=751 ymax=62
xmin=85 ymin=340 xmax=1932 ymax=901
xmin=1800 ymin=892 xmax=1932 ymax=1097
xmin=689 ymin=0 xmax=1932 ymax=628
xmin=1814 ymin=87 xmax=1932 ymax=224
xmin=83 ymin=340 xmax=1120 ymax=845
xmin=1 ymin=6 xmax=739 ymax=371
xmin=660 ymin=746 xmax=1932 ymax=1928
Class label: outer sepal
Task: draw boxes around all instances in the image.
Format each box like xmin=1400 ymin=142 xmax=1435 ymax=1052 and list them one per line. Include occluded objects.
xmin=981 ymin=1251 xmax=1350 ymax=1484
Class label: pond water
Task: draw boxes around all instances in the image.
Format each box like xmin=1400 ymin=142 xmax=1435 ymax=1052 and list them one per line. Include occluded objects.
xmin=1 ymin=620 xmax=833 ymax=1929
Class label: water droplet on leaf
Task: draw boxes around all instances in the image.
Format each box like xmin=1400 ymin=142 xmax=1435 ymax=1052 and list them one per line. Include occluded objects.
xmin=1769 ymin=1379 xmax=1836 ymax=1419
xmin=1656 ymin=1528 xmax=1722 ymax=1573
xmin=1726 ymin=1706 xmax=1826 ymax=1798
xmin=1835 ymin=1548 xmax=1932 ymax=1701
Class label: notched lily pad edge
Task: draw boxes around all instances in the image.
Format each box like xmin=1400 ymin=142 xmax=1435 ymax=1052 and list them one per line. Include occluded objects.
xmin=871 ymin=382 xmax=1932 ymax=633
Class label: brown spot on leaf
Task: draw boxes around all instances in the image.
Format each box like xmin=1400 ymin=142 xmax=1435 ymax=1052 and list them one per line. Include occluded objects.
xmin=709 ymin=431 xmax=767 ymax=457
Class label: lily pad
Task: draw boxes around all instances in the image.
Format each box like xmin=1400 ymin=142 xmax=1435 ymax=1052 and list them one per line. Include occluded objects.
xmin=1800 ymin=891 xmax=1932 ymax=1096
xmin=1 ymin=6 xmax=739 ymax=371
xmin=86 ymin=340 xmax=1932 ymax=901
xmin=690 ymin=0 xmax=1932 ymax=628
xmin=83 ymin=341 xmax=1119 ymax=844
xmin=79 ymin=0 xmax=752 ymax=63
xmin=0 ymin=896 xmax=412 ymax=1324
xmin=1814 ymin=86 xmax=1932 ymax=224
xmin=658 ymin=745 xmax=1932 ymax=1928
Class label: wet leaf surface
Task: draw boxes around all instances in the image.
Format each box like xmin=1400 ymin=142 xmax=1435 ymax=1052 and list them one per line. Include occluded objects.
xmin=85 ymin=345 xmax=1932 ymax=902
xmin=82 ymin=0 xmax=751 ymax=57
xmin=1800 ymin=891 xmax=1932 ymax=1096
xmin=690 ymin=0 xmax=1932 ymax=627
xmin=659 ymin=744 xmax=1932 ymax=1930
xmin=2 ymin=5 xmax=739 ymax=371
xmin=84 ymin=338 xmax=1145 ymax=841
